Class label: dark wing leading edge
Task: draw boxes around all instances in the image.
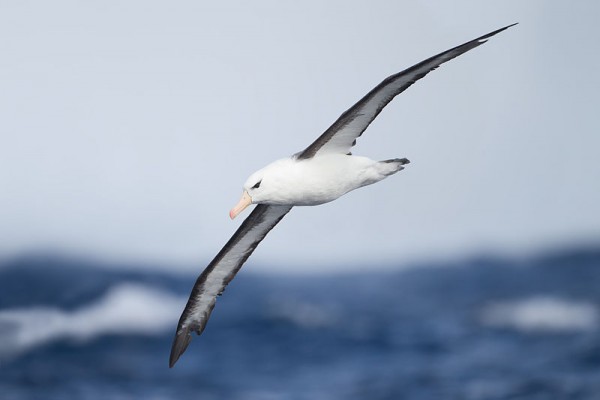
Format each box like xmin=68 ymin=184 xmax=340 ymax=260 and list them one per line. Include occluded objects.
xmin=296 ymin=23 xmax=516 ymax=160
xmin=169 ymin=204 xmax=292 ymax=367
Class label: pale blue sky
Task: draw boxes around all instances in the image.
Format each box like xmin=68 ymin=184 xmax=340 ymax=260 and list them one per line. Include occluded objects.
xmin=1 ymin=1 xmax=598 ymax=271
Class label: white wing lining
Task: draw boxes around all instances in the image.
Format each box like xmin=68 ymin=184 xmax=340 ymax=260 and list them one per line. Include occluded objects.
xmin=296 ymin=24 xmax=516 ymax=159
xmin=169 ymin=204 xmax=292 ymax=367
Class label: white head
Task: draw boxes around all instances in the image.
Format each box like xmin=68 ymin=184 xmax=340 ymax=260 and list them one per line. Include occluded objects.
xmin=229 ymin=159 xmax=292 ymax=219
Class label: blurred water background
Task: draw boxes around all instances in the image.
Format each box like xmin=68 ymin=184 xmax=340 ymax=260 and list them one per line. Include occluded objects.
xmin=1 ymin=247 xmax=599 ymax=400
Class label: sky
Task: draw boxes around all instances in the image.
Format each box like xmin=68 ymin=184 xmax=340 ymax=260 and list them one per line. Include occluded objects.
xmin=1 ymin=1 xmax=599 ymax=272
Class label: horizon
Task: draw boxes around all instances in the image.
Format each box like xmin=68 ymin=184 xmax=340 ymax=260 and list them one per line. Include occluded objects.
xmin=3 ymin=240 xmax=599 ymax=276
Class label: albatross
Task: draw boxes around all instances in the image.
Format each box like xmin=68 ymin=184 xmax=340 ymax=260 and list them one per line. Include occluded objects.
xmin=169 ymin=23 xmax=516 ymax=367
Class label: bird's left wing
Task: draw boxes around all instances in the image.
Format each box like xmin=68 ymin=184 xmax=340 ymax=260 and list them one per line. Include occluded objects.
xmin=169 ymin=204 xmax=292 ymax=367
xmin=296 ymin=23 xmax=516 ymax=160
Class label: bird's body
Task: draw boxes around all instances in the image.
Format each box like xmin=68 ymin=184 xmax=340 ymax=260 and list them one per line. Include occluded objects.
xmin=169 ymin=23 xmax=516 ymax=367
xmin=242 ymin=155 xmax=409 ymax=206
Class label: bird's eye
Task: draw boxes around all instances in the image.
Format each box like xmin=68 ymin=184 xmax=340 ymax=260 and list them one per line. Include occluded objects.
xmin=251 ymin=180 xmax=262 ymax=189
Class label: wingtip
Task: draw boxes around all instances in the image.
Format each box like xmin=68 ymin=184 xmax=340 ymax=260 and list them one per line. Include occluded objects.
xmin=476 ymin=22 xmax=518 ymax=44
xmin=169 ymin=327 xmax=193 ymax=368
xmin=499 ymin=22 xmax=519 ymax=33
xmin=496 ymin=22 xmax=519 ymax=32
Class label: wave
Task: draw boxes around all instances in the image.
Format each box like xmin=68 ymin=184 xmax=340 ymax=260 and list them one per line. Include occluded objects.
xmin=0 ymin=283 xmax=185 ymax=357
xmin=480 ymin=296 xmax=599 ymax=333
xmin=266 ymin=298 xmax=339 ymax=329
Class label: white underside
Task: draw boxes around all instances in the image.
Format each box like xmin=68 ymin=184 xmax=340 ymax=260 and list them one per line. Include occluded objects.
xmin=249 ymin=154 xmax=403 ymax=206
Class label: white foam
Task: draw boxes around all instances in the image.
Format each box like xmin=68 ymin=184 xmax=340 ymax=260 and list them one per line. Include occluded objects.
xmin=481 ymin=296 xmax=598 ymax=333
xmin=0 ymin=283 xmax=185 ymax=356
xmin=267 ymin=299 xmax=338 ymax=329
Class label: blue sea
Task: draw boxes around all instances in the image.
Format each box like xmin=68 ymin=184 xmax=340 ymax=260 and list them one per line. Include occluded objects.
xmin=0 ymin=249 xmax=599 ymax=400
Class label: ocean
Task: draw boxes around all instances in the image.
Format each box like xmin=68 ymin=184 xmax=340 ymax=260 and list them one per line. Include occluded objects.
xmin=0 ymin=249 xmax=599 ymax=400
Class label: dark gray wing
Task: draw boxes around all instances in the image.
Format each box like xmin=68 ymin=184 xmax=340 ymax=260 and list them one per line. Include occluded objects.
xmin=169 ymin=204 xmax=292 ymax=367
xmin=296 ymin=23 xmax=516 ymax=160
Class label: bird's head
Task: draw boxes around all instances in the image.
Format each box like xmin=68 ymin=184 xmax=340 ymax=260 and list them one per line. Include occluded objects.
xmin=229 ymin=160 xmax=289 ymax=219
xmin=228 ymin=173 xmax=263 ymax=219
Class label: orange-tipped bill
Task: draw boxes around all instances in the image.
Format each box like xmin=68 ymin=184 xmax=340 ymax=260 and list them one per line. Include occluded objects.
xmin=229 ymin=191 xmax=252 ymax=219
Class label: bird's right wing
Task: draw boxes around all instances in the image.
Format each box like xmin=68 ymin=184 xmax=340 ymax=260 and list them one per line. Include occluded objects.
xmin=296 ymin=23 xmax=516 ymax=160
xmin=169 ymin=204 xmax=292 ymax=367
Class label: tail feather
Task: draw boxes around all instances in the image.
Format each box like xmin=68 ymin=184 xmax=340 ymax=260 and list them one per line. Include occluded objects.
xmin=382 ymin=157 xmax=410 ymax=165
xmin=378 ymin=157 xmax=410 ymax=176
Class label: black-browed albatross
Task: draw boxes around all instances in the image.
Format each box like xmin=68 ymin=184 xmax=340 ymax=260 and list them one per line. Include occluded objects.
xmin=170 ymin=23 xmax=516 ymax=367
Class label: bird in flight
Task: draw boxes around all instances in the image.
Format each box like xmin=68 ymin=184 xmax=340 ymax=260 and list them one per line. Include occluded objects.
xmin=169 ymin=23 xmax=516 ymax=367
